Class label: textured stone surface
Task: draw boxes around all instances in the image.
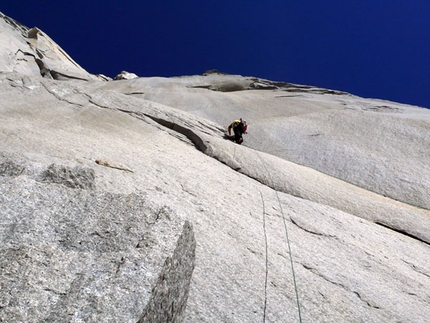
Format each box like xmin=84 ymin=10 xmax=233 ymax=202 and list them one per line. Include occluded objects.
xmin=0 ymin=174 xmax=195 ymax=323
xmin=138 ymin=221 xmax=196 ymax=323
xmin=112 ymin=74 xmax=430 ymax=210
xmin=0 ymin=159 xmax=25 ymax=177
xmin=0 ymin=11 xmax=97 ymax=80
xmin=38 ymin=163 xmax=96 ymax=189
xmin=1 ymin=11 xmax=430 ymax=323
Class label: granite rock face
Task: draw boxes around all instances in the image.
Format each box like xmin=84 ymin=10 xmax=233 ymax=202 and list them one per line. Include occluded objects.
xmin=0 ymin=159 xmax=195 ymax=322
xmin=38 ymin=163 xmax=96 ymax=189
xmin=110 ymin=74 xmax=430 ymax=211
xmin=1 ymin=12 xmax=430 ymax=323
xmin=0 ymin=12 xmax=97 ymax=80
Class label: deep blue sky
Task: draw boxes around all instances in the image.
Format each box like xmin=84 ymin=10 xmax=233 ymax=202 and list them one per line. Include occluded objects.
xmin=2 ymin=1 xmax=430 ymax=108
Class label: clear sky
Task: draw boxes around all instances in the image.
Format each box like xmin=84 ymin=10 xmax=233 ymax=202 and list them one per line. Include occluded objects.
xmin=2 ymin=1 xmax=430 ymax=108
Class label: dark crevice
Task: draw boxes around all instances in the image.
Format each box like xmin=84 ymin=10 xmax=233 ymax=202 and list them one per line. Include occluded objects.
xmin=114 ymin=108 xmax=245 ymax=172
xmin=124 ymin=92 xmax=145 ymax=95
xmin=146 ymin=114 xmax=209 ymax=152
xmin=15 ymin=49 xmax=35 ymax=58
xmin=353 ymin=291 xmax=381 ymax=309
xmin=36 ymin=59 xmax=89 ymax=81
xmin=290 ymin=218 xmax=337 ymax=239
xmin=189 ymin=85 xmax=211 ymax=90
xmin=116 ymin=110 xmax=210 ymax=154
xmin=374 ymin=221 xmax=429 ymax=246
xmin=49 ymin=70 xmax=89 ymax=81
xmin=275 ymin=95 xmax=304 ymax=98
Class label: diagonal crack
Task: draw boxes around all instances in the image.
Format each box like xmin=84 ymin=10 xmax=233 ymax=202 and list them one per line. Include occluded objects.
xmin=40 ymin=82 xmax=85 ymax=107
xmin=290 ymin=217 xmax=337 ymax=239
xmin=374 ymin=221 xmax=429 ymax=246
xmin=401 ymin=259 xmax=430 ymax=279
xmin=302 ymin=264 xmax=381 ymax=310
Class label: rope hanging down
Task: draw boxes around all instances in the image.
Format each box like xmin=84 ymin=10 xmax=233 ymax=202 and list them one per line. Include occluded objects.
xmin=256 ymin=152 xmax=303 ymax=323
xmin=258 ymin=191 xmax=269 ymax=323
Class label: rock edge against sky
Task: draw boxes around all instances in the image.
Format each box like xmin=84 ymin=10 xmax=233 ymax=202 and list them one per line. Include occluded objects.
xmin=1 ymin=11 xmax=429 ymax=323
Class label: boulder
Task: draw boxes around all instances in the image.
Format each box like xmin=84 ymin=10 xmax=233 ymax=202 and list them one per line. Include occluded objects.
xmin=114 ymin=70 xmax=139 ymax=80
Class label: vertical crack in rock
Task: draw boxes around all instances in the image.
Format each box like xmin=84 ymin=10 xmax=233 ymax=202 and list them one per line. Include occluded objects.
xmin=138 ymin=221 xmax=196 ymax=323
xmin=35 ymin=58 xmax=52 ymax=79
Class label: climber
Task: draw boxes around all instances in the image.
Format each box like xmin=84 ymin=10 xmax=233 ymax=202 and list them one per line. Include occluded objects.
xmin=228 ymin=118 xmax=248 ymax=144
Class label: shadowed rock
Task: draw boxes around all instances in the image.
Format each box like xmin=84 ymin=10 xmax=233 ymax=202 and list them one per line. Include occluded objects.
xmin=138 ymin=221 xmax=196 ymax=323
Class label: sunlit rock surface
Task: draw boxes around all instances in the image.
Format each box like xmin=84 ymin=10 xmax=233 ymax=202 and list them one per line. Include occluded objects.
xmin=0 ymin=12 xmax=97 ymax=80
xmin=1 ymin=11 xmax=429 ymax=323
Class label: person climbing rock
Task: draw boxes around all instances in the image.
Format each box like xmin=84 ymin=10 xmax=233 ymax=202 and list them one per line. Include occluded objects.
xmin=228 ymin=118 xmax=248 ymax=144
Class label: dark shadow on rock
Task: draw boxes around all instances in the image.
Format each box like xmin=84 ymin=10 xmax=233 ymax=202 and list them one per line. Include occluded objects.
xmin=223 ymin=134 xmax=242 ymax=145
xmin=223 ymin=134 xmax=234 ymax=141
xmin=138 ymin=221 xmax=196 ymax=323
